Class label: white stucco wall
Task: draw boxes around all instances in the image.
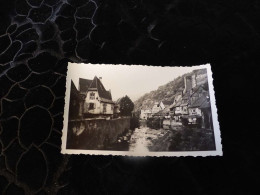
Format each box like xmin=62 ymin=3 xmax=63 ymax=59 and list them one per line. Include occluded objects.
xmin=188 ymin=107 xmax=202 ymax=116
xmin=100 ymin=102 xmax=114 ymax=114
xmin=84 ymin=91 xmax=101 ymax=114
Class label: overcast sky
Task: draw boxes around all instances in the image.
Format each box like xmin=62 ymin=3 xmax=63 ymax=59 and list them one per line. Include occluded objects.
xmin=68 ymin=63 xmax=206 ymax=101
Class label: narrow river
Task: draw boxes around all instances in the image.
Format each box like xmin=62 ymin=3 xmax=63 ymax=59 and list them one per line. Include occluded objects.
xmin=129 ymin=127 xmax=150 ymax=152
xmin=129 ymin=126 xmax=169 ymax=152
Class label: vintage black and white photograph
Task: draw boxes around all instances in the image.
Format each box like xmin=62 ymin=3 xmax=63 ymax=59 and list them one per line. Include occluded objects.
xmin=62 ymin=63 xmax=222 ymax=156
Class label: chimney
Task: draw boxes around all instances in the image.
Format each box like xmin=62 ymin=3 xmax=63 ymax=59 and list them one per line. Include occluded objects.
xmin=99 ymin=77 xmax=102 ymax=83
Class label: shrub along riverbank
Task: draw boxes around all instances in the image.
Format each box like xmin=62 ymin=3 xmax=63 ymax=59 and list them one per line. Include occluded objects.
xmin=149 ymin=127 xmax=216 ymax=151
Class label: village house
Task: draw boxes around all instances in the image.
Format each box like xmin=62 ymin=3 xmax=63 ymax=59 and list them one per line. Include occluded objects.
xmin=79 ymin=76 xmax=115 ymax=118
xmin=170 ymin=98 xmax=182 ymax=121
xmin=169 ymin=91 xmax=182 ymax=116
xmin=186 ymin=96 xmax=204 ymax=125
xmin=187 ymin=93 xmax=212 ymax=128
xmin=161 ymin=100 xmax=173 ymax=117
xmin=168 ymin=69 xmax=210 ymax=125
xmin=152 ymin=101 xmax=165 ymax=115
xmin=178 ymin=74 xmax=193 ymax=115
xmin=169 ymin=75 xmax=192 ymax=121
xmin=140 ymin=68 xmax=211 ymax=129
xmin=185 ymin=84 xmax=210 ymax=126
xmin=152 ymin=100 xmax=173 ymax=118
xmin=180 ymin=72 xmax=212 ymax=128
xmin=140 ymin=101 xmax=166 ymax=119
xmin=180 ymin=92 xmax=190 ymax=115
xmin=140 ymin=106 xmax=152 ymax=119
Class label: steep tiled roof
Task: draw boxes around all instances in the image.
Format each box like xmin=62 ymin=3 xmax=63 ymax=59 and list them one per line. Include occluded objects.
xmin=79 ymin=78 xmax=92 ymax=93
xmin=169 ymin=103 xmax=175 ymax=109
xmin=152 ymin=109 xmax=165 ymax=116
xmin=189 ymin=95 xmax=208 ymax=108
xmin=162 ymin=105 xmax=171 ymax=113
xmin=79 ymin=76 xmax=113 ymax=103
xmin=171 ymin=99 xmax=182 ymax=108
xmin=162 ymin=100 xmax=173 ymax=106
xmin=70 ymin=80 xmax=81 ymax=101
xmin=89 ymin=76 xmax=113 ymax=102
xmin=180 ymin=102 xmax=188 ymax=106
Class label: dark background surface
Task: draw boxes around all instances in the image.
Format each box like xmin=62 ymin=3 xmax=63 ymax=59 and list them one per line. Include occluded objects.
xmin=0 ymin=0 xmax=259 ymax=194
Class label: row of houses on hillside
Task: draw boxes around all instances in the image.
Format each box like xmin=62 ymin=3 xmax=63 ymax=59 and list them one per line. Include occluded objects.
xmin=169 ymin=83 xmax=212 ymax=129
xmin=140 ymin=101 xmax=171 ymax=119
xmin=69 ymin=76 xmax=120 ymax=120
xmin=140 ymin=69 xmax=213 ymax=129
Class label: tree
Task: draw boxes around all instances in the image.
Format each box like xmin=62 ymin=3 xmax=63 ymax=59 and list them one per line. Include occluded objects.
xmin=119 ymin=95 xmax=134 ymax=116
xmin=130 ymin=114 xmax=140 ymax=130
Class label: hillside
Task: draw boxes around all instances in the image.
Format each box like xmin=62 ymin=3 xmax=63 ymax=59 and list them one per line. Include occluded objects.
xmin=134 ymin=69 xmax=207 ymax=111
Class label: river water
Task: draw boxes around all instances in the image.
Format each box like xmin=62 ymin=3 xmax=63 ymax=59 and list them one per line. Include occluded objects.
xmin=129 ymin=126 xmax=169 ymax=152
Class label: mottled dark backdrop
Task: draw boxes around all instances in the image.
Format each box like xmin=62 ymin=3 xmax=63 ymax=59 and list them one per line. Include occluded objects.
xmin=0 ymin=0 xmax=259 ymax=194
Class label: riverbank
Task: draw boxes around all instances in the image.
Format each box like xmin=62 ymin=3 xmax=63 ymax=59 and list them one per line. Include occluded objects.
xmin=82 ymin=123 xmax=216 ymax=152
xmin=149 ymin=127 xmax=216 ymax=151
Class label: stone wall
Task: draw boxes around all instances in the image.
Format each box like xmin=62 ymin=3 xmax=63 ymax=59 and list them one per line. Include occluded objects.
xmin=66 ymin=117 xmax=130 ymax=150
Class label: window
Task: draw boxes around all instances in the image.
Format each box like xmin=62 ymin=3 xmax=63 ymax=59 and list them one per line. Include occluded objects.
xmin=103 ymin=103 xmax=107 ymax=113
xmin=90 ymin=92 xmax=95 ymax=100
xmin=89 ymin=103 xmax=95 ymax=110
xmin=191 ymin=109 xmax=196 ymax=114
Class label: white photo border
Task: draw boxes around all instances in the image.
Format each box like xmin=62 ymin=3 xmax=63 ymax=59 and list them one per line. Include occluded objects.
xmin=61 ymin=63 xmax=223 ymax=157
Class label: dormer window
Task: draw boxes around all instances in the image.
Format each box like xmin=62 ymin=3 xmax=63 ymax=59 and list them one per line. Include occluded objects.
xmin=90 ymin=92 xmax=95 ymax=100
